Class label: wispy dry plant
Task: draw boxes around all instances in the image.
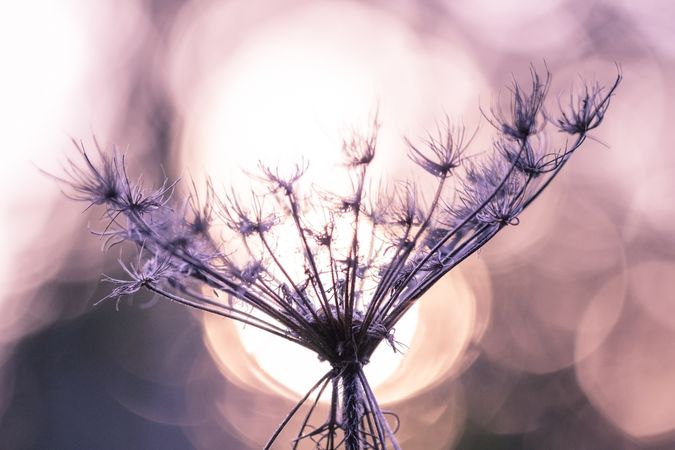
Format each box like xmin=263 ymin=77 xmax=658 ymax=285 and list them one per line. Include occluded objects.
xmin=53 ymin=66 xmax=620 ymax=449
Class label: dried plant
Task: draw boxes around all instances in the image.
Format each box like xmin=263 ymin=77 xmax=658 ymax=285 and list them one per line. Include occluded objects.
xmin=53 ymin=66 xmax=620 ymax=449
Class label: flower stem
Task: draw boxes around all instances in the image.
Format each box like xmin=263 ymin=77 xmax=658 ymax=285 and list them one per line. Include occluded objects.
xmin=342 ymin=364 xmax=362 ymax=450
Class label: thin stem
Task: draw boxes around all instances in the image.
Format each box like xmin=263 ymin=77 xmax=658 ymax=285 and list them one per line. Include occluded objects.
xmin=360 ymin=399 xmax=381 ymax=450
xmin=264 ymin=370 xmax=334 ymax=450
xmin=256 ymin=232 xmax=335 ymax=357
xmin=258 ymin=232 xmax=316 ymax=316
xmin=388 ymin=136 xmax=586 ymax=325
xmin=145 ymin=284 xmax=305 ymax=346
xmin=363 ymin=176 xmax=446 ymax=335
xmin=521 ymin=135 xmax=586 ymax=210
xmin=292 ymin=374 xmax=333 ymax=450
xmin=287 ymin=192 xmax=335 ymax=329
xmin=344 ymin=166 xmax=368 ymax=336
xmin=385 ymin=138 xmax=528 ymax=307
xmin=327 ymin=241 xmax=344 ymax=329
xmin=357 ymin=368 xmax=401 ymax=450
xmin=342 ymin=364 xmax=363 ymax=450
xmin=384 ymin=223 xmax=497 ymax=329
xmin=130 ymin=209 xmax=332 ymax=343
xmin=326 ymin=377 xmax=339 ymax=450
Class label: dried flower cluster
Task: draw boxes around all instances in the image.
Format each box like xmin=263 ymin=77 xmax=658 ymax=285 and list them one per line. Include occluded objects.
xmin=56 ymin=67 xmax=620 ymax=449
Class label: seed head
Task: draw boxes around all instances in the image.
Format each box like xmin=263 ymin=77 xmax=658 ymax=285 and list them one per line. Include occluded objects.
xmin=53 ymin=65 xmax=620 ymax=450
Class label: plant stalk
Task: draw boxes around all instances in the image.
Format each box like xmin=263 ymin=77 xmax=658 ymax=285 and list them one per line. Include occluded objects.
xmin=342 ymin=364 xmax=362 ymax=450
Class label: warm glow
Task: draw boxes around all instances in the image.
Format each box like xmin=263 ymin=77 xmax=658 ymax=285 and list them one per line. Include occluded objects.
xmin=233 ymin=302 xmax=419 ymax=398
xmin=176 ymin=1 xmax=486 ymax=402
xmin=203 ymin=266 xmax=482 ymax=403
xmin=177 ymin=3 xmax=486 ymax=187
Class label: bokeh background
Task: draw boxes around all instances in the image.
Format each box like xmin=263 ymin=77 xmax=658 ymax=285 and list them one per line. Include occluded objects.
xmin=2 ymin=0 xmax=675 ymax=449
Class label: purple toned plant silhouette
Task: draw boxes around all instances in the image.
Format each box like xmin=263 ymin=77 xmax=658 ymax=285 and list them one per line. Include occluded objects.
xmin=54 ymin=66 xmax=619 ymax=449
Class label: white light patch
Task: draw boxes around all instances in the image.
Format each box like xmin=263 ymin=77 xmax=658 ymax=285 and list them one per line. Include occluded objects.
xmin=235 ymin=304 xmax=419 ymax=399
xmin=183 ymin=2 xmax=485 ymax=399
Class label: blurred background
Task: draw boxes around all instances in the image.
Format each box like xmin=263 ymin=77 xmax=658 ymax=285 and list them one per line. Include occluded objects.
xmin=2 ymin=0 xmax=674 ymax=449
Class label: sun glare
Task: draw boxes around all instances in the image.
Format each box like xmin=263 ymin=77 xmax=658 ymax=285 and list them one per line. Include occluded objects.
xmin=177 ymin=2 xmax=485 ymax=402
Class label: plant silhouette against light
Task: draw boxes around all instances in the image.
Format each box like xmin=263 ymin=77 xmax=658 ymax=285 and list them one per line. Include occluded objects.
xmin=56 ymin=66 xmax=620 ymax=449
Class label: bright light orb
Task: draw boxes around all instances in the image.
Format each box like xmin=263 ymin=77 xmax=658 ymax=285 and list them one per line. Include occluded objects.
xmin=177 ymin=1 xmax=486 ymax=400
